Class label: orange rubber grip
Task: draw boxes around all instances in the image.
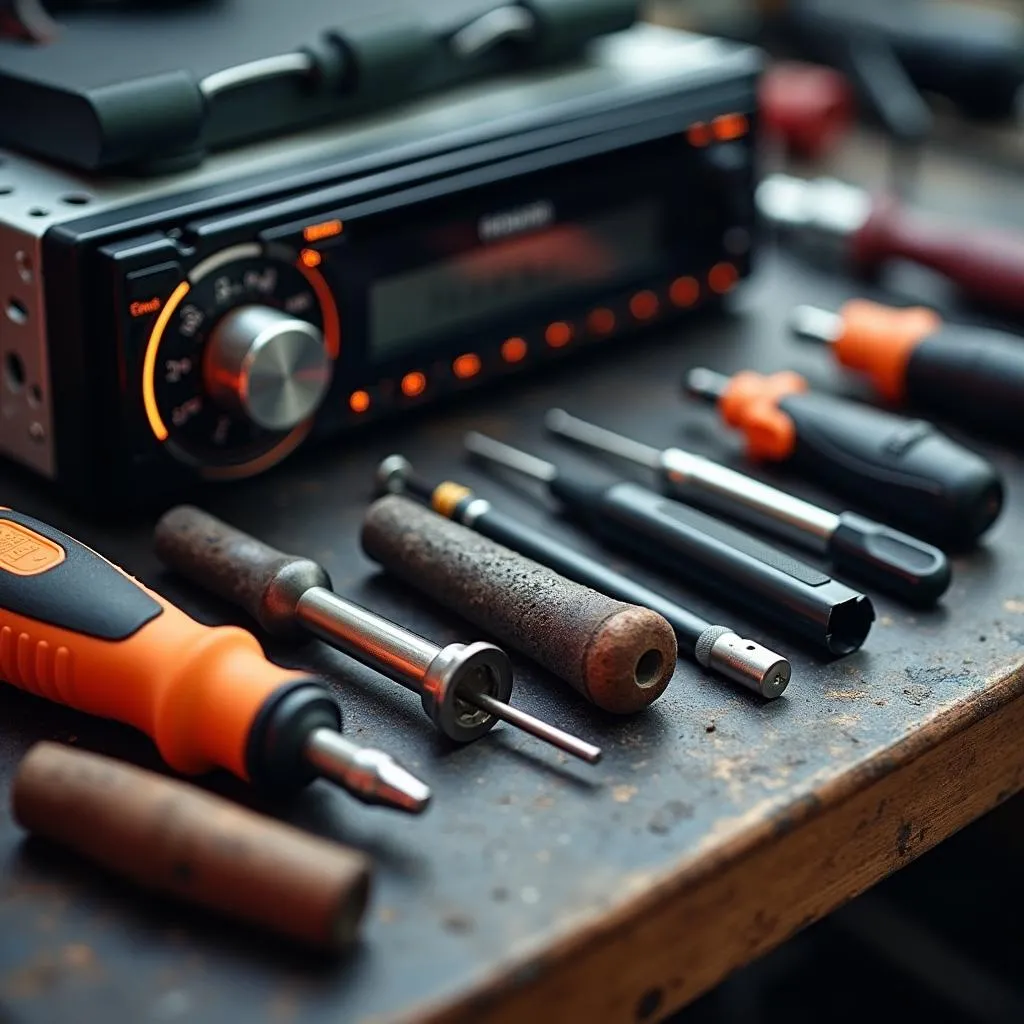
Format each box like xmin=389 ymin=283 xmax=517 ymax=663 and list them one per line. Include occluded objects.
xmin=834 ymin=299 xmax=941 ymax=402
xmin=717 ymin=370 xmax=808 ymax=460
xmin=0 ymin=510 xmax=308 ymax=781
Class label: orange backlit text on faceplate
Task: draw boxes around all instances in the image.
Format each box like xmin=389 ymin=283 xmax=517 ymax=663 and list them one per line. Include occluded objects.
xmin=130 ymin=297 xmax=161 ymax=318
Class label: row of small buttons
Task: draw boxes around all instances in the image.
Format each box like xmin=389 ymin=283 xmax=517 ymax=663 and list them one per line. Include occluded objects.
xmin=343 ymin=264 xmax=740 ymax=419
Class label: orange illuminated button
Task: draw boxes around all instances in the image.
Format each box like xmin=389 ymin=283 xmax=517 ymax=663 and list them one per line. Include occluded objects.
xmin=452 ymin=353 xmax=482 ymax=380
xmin=712 ymin=113 xmax=749 ymax=141
xmin=303 ymin=219 xmax=343 ymax=243
xmin=299 ymin=248 xmax=322 ymax=268
xmin=669 ymin=276 xmax=700 ymax=308
xmin=587 ymin=308 xmax=616 ymax=336
xmin=708 ymin=262 xmax=739 ymax=294
xmin=545 ymin=322 xmax=573 ymax=349
xmin=629 ymin=290 xmax=659 ymax=321
xmin=400 ymin=371 xmax=427 ymax=398
xmin=349 ymin=390 xmax=371 ymax=414
xmin=687 ymin=122 xmax=711 ymax=147
xmin=501 ymin=337 xmax=528 ymax=363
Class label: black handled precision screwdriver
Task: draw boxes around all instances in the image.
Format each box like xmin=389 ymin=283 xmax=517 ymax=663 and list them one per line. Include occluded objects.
xmin=684 ymin=367 xmax=1004 ymax=550
xmin=544 ymin=409 xmax=950 ymax=607
xmin=463 ymin=432 xmax=875 ymax=658
xmin=376 ymin=455 xmax=792 ymax=700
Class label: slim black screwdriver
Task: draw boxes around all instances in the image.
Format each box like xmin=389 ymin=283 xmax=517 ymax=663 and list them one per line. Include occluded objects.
xmin=544 ymin=409 xmax=951 ymax=607
xmin=462 ymin=433 xmax=875 ymax=658
xmin=375 ymin=455 xmax=792 ymax=699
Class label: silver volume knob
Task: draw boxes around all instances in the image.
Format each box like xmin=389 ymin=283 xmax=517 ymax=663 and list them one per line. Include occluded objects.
xmin=204 ymin=305 xmax=332 ymax=431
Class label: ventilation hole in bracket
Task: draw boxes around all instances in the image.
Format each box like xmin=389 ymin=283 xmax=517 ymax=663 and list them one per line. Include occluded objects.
xmin=5 ymin=353 xmax=25 ymax=392
xmin=27 ymin=207 xmax=49 ymax=218
xmin=0 ymin=186 xmax=13 ymax=197
xmin=14 ymin=251 xmax=32 ymax=284
xmin=6 ymin=298 xmax=27 ymax=325
xmin=28 ymin=384 xmax=42 ymax=407
xmin=60 ymin=193 xmax=92 ymax=206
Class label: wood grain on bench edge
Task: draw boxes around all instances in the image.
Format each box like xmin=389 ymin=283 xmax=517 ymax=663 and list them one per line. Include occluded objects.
xmin=396 ymin=659 xmax=1024 ymax=1024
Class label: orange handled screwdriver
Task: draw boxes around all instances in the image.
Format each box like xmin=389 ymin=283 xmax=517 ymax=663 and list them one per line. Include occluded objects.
xmin=0 ymin=509 xmax=430 ymax=814
xmin=791 ymin=300 xmax=1024 ymax=444
xmin=684 ymin=368 xmax=1004 ymax=549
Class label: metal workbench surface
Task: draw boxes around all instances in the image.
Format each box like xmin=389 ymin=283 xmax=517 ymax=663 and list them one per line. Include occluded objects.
xmin=2 ymin=135 xmax=1024 ymax=1023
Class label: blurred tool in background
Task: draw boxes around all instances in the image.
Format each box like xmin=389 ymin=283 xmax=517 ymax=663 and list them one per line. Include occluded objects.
xmin=684 ymin=368 xmax=1004 ymax=549
xmin=12 ymin=742 xmax=373 ymax=951
xmin=757 ymin=173 xmax=1024 ymax=317
xmin=463 ymin=432 xmax=875 ymax=656
xmin=791 ymin=299 xmax=1024 ymax=443
xmin=376 ymin=455 xmax=792 ymax=699
xmin=544 ymin=409 xmax=950 ymax=607
xmin=154 ymin=506 xmax=602 ymax=763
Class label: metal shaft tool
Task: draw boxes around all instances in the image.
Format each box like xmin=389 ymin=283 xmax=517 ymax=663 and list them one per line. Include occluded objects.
xmin=376 ymin=455 xmax=791 ymax=699
xmin=684 ymin=367 xmax=1003 ymax=550
xmin=464 ymin=431 xmax=875 ymax=656
xmin=155 ymin=507 xmax=601 ymax=764
xmin=544 ymin=409 xmax=950 ymax=607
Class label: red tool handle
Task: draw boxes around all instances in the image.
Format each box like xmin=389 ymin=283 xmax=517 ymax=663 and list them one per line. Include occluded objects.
xmin=850 ymin=196 xmax=1024 ymax=316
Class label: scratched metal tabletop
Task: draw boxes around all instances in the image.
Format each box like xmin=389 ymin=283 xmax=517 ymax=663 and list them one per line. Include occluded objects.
xmin=2 ymin=130 xmax=1024 ymax=1023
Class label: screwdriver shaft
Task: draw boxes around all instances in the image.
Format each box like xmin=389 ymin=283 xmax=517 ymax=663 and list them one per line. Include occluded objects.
xmin=545 ymin=410 xmax=662 ymax=469
xmin=467 ymin=692 xmax=602 ymax=763
xmin=298 ymin=587 xmax=435 ymax=692
xmin=465 ymin=431 xmax=557 ymax=481
xmin=297 ymin=576 xmax=600 ymax=763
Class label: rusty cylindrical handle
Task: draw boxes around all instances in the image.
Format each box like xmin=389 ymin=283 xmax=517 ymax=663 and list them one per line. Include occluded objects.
xmin=360 ymin=495 xmax=677 ymax=714
xmin=12 ymin=742 xmax=372 ymax=951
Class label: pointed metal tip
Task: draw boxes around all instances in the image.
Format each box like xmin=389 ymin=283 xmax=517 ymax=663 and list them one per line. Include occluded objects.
xmin=304 ymin=729 xmax=432 ymax=814
xmin=684 ymin=368 xmax=730 ymax=403
xmin=790 ymin=306 xmax=842 ymax=346
xmin=368 ymin=753 xmax=433 ymax=814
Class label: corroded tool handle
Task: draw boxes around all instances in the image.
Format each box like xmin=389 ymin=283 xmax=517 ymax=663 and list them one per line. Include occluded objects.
xmin=360 ymin=495 xmax=676 ymax=714
xmin=12 ymin=742 xmax=372 ymax=950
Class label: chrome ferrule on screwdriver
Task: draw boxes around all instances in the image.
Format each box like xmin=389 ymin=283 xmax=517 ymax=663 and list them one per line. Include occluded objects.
xmin=464 ymin=432 xmax=876 ymax=657
xmin=375 ymin=455 xmax=791 ymax=699
xmin=544 ymin=409 xmax=951 ymax=607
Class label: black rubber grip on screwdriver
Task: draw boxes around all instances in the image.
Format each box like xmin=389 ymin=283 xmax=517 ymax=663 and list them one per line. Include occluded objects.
xmin=826 ymin=511 xmax=950 ymax=607
xmin=154 ymin=505 xmax=332 ymax=640
xmin=360 ymin=495 xmax=678 ymax=715
xmin=905 ymin=326 xmax=1024 ymax=444
xmin=776 ymin=391 xmax=1003 ymax=549
xmin=549 ymin=472 xmax=875 ymax=657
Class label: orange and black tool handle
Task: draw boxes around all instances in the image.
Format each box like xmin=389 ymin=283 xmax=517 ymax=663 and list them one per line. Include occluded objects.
xmin=701 ymin=370 xmax=1004 ymax=549
xmin=818 ymin=299 xmax=1024 ymax=443
xmin=0 ymin=509 xmax=337 ymax=792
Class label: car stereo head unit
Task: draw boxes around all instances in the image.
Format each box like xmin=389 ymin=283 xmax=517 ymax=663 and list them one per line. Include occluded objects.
xmin=0 ymin=24 xmax=761 ymax=504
